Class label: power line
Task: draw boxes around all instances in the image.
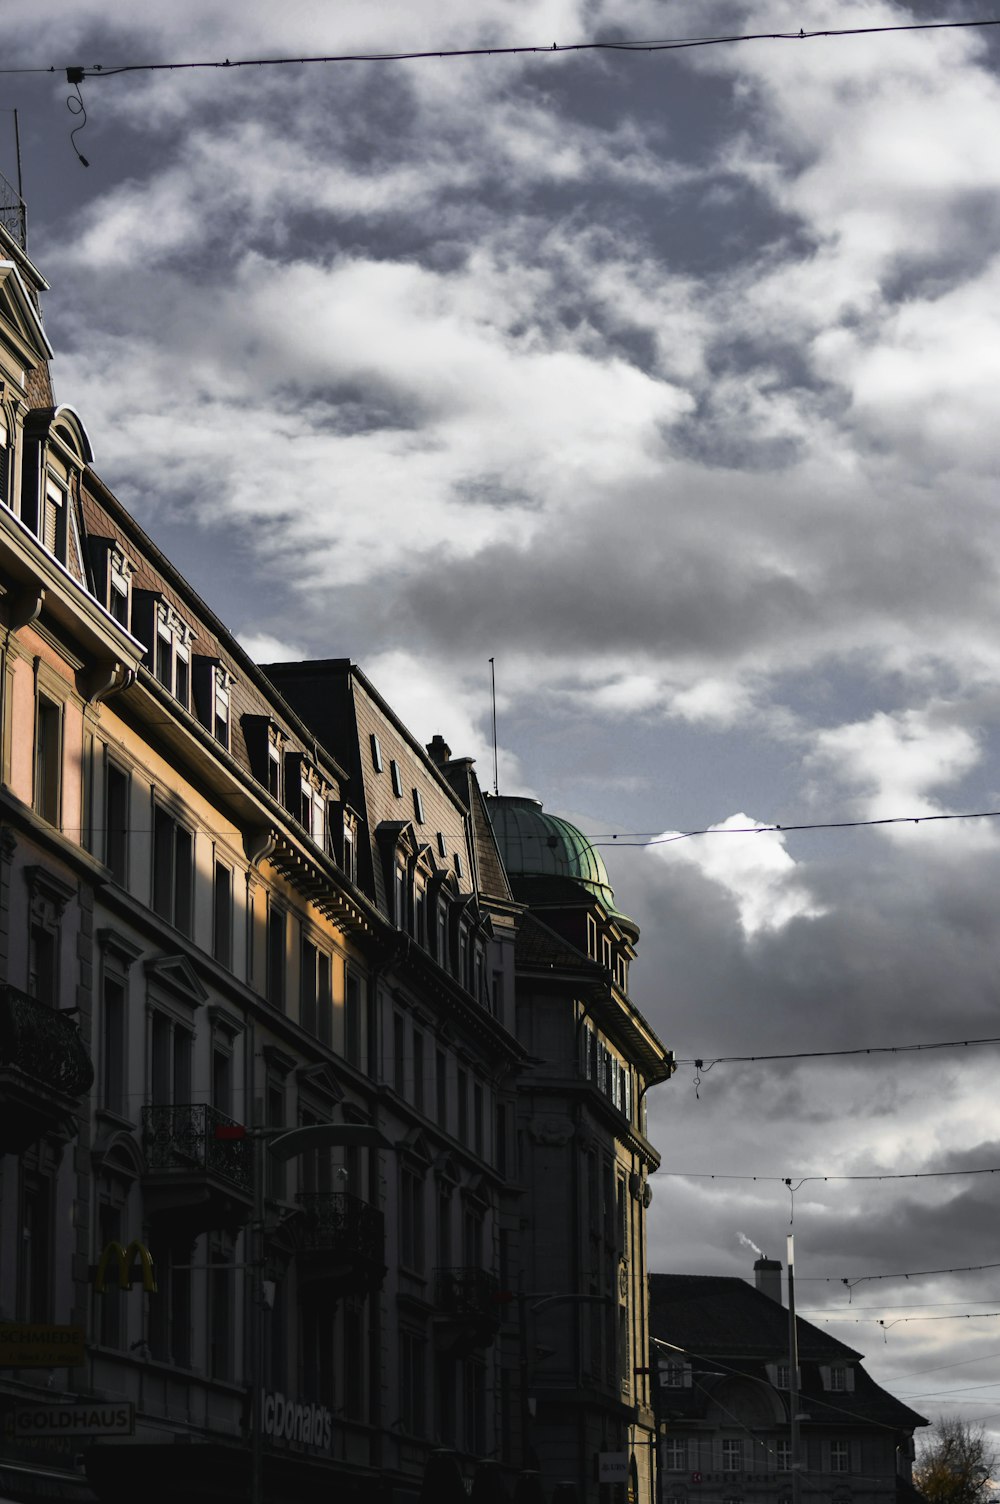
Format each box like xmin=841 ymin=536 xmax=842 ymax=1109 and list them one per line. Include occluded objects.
xmin=679 ymin=1034 xmax=1000 ymax=1071
xmin=592 ymin=806 xmax=1000 ymax=848
xmin=2 ymin=16 xmax=999 ymax=79
xmin=659 ymin=1165 xmax=1000 ymax=1188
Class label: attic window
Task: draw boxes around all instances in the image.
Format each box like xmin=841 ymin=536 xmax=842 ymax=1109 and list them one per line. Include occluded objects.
xmin=370 ymin=734 xmax=383 ymax=772
xmin=153 ymin=603 xmax=193 ymax=709
xmin=390 ymin=760 xmax=403 ymax=798
xmin=658 ymin=1360 xmax=691 ymax=1389
xmin=454 ymin=851 xmax=464 ymax=880
xmin=412 ymin=788 xmax=425 ymax=824
xmin=436 ymin=832 xmax=447 ymax=858
xmin=43 ymin=475 xmax=68 ymax=564
xmin=109 ymin=549 xmax=133 ymax=629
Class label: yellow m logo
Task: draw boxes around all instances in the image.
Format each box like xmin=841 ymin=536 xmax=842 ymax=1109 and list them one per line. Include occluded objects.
xmin=93 ymin=1241 xmax=157 ymax=1294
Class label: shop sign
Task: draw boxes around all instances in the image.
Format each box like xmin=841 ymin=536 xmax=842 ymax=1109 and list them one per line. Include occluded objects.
xmin=598 ymin=1452 xmax=628 ymax=1483
xmin=260 ymin=1390 xmax=332 ymax=1453
xmin=0 ymin=1324 xmax=85 ymax=1368
xmin=13 ymin=1403 xmax=134 ymax=1437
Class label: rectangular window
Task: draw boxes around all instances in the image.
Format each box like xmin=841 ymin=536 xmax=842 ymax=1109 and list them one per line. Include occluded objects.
xmin=436 ymin=831 xmax=447 ymax=857
xmin=830 ymin=1365 xmax=848 ymax=1391
xmin=43 ymin=476 xmax=67 ymax=563
xmin=659 ymin=1361 xmax=690 ymax=1389
xmin=28 ymin=923 xmax=57 ymax=1005
xmin=400 ymin=1170 xmax=424 ymax=1272
xmin=34 ymin=697 xmax=61 ymax=826
xmin=105 ymin=762 xmax=129 ymax=885
xmin=267 ymin=904 xmax=286 ymax=1009
xmin=109 ymin=556 xmax=130 ymax=628
xmin=0 ymin=415 xmax=9 ymax=508
xmin=412 ymin=787 xmax=425 ymax=823
xmin=457 ymin=1068 xmax=468 ymax=1141
xmin=723 ymin=1439 xmax=744 ymax=1474
xmin=662 ymin=1440 xmax=687 ymax=1472
xmin=301 ymin=940 xmax=317 ymax=1035
xmin=776 ymin=1441 xmax=791 ymax=1473
xmin=370 ymin=734 xmax=383 ymax=772
xmin=267 ymin=1082 xmax=285 ymax=1200
xmin=208 ymin=1247 xmax=233 ymax=1381
xmin=473 ymin=1082 xmax=484 ymax=1158
xmin=345 ymin=972 xmax=362 ymax=1067
xmin=830 ymin=1442 xmax=850 ymax=1474
xmin=317 ymin=952 xmax=332 ymax=1046
xmin=101 ymin=973 xmax=126 ymax=1116
xmin=152 ymin=806 xmax=193 ymax=935
xmin=436 ymin=1049 xmax=447 ymax=1128
xmin=393 ymin=1014 xmax=406 ymax=1097
xmin=18 ymin=1171 xmax=52 ymax=1322
xmin=401 ymin=1331 xmax=426 ymax=1434
xmin=212 ymin=1046 xmax=232 ymax=1116
xmin=390 ymin=760 xmax=403 ymax=798
xmin=214 ymin=679 xmax=230 ymax=747
xmin=413 ymin=1028 xmax=424 ymax=1113
xmin=213 ymin=860 xmax=232 ymax=968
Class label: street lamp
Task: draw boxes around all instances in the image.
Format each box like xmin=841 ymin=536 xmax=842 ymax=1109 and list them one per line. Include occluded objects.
xmin=242 ymin=1121 xmax=393 ymax=1504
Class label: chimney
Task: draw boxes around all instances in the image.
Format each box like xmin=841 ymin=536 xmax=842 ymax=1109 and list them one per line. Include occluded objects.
xmin=426 ymin=734 xmax=452 ymax=767
xmin=754 ymin=1257 xmax=783 ymax=1304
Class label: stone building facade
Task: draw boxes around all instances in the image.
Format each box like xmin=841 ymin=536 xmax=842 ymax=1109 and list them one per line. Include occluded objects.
xmin=0 ymin=216 xmax=674 ymax=1504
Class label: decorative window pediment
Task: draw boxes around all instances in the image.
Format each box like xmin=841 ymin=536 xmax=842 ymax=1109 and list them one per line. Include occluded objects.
xmin=143 ymin=953 xmax=208 ymax=1008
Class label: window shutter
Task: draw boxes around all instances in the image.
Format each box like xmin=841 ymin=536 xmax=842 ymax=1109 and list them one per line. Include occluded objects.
xmin=688 ymin=1438 xmax=700 ymax=1473
xmin=845 ymin=1367 xmax=855 ymax=1392
xmin=819 ymin=1364 xmax=831 ymax=1389
xmin=683 ymin=1362 xmax=693 ymax=1388
xmin=851 ymin=1441 xmax=861 ymax=1474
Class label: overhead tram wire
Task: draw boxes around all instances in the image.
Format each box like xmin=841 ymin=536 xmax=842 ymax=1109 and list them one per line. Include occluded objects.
xmin=3 ymin=16 xmax=1000 ymax=79
xmin=591 ymin=805 xmax=1000 ymax=847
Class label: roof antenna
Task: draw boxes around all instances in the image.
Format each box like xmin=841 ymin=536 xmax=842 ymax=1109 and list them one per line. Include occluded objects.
xmin=489 ymin=657 xmax=499 ymax=797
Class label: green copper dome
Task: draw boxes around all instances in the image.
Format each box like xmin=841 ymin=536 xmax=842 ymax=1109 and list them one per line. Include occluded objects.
xmin=487 ymin=795 xmax=618 ymax=910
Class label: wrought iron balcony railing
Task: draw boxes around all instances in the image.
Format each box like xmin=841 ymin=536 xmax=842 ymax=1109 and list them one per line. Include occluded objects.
xmin=434 ymin=1266 xmax=502 ymax=1320
xmin=294 ymin=1189 xmax=385 ymax=1263
xmin=0 ymin=983 xmax=94 ymax=1099
xmin=141 ymin=1103 xmax=252 ymax=1193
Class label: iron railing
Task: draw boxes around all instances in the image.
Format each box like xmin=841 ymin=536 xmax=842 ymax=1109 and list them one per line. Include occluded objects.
xmin=141 ymin=1103 xmax=252 ymax=1193
xmin=0 ymin=983 xmax=93 ymax=1098
xmin=434 ymin=1266 xmax=502 ymax=1319
xmin=294 ymin=1190 xmax=385 ymax=1264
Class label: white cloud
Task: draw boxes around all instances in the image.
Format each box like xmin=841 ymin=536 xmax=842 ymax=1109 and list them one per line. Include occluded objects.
xmin=653 ymin=814 xmax=824 ymax=937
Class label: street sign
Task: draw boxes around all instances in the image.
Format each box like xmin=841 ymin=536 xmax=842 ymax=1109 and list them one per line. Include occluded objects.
xmin=13 ymin=1403 xmax=134 ymax=1437
xmin=0 ymin=1324 xmax=85 ymax=1368
xmin=599 ymin=1453 xmax=628 ymax=1483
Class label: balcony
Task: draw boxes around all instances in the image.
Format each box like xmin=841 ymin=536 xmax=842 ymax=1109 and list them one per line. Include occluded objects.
xmin=0 ymin=984 xmax=94 ymax=1151
xmin=141 ymin=1103 xmax=253 ymax=1235
xmin=433 ymin=1267 xmax=502 ymax=1354
xmin=277 ymin=1190 xmax=386 ymax=1295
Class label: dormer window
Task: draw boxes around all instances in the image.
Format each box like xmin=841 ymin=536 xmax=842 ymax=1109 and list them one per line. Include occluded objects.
xmin=412 ymin=788 xmax=425 ymax=824
xmin=242 ymin=716 xmax=288 ymax=802
xmin=152 ymin=604 xmax=193 ymax=708
xmin=193 ymin=658 xmax=234 ymax=749
xmin=43 ymin=474 xmax=67 ymax=564
xmin=285 ymin=752 xmax=329 ymax=847
xmin=390 ymin=760 xmax=403 ymax=799
xmin=0 ymin=413 xmax=11 ymax=508
xmin=109 ymin=549 xmax=132 ymax=629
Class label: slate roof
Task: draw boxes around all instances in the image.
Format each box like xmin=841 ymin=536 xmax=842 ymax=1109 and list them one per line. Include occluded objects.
xmin=650 ymin=1273 xmax=927 ymax=1433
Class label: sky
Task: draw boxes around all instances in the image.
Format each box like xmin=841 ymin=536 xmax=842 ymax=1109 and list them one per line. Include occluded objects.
xmin=8 ymin=0 xmax=1000 ymax=1455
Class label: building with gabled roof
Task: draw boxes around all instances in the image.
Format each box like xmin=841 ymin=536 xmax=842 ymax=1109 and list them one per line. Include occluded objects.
xmin=650 ymin=1265 xmax=927 ymax=1504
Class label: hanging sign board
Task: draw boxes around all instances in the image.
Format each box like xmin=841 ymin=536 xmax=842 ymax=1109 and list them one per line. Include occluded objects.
xmin=0 ymin=1324 xmax=85 ymax=1368
xmin=599 ymin=1453 xmax=628 ymax=1483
